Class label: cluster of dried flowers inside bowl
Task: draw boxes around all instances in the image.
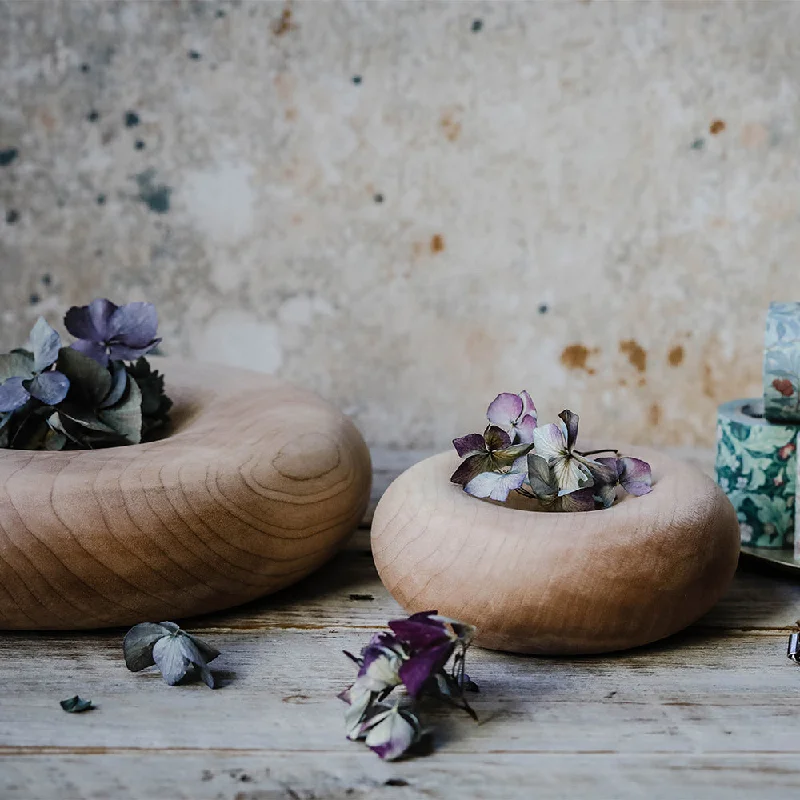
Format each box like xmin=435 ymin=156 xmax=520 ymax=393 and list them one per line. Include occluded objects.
xmin=451 ymin=391 xmax=652 ymax=510
xmin=0 ymin=298 xmax=171 ymax=450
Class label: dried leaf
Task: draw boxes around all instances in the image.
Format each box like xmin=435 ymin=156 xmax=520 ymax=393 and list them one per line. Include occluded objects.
xmin=56 ymin=346 xmax=112 ymax=407
xmin=100 ymin=360 xmax=129 ymax=409
xmin=0 ymin=352 xmax=35 ymax=383
xmin=153 ymin=635 xmax=190 ymax=686
xmin=29 ymin=317 xmax=61 ymax=373
xmin=98 ymin=374 xmax=142 ymax=444
xmin=123 ymin=622 xmax=219 ymax=688
xmin=60 ymin=695 xmax=94 ymax=713
xmin=123 ymin=622 xmax=173 ymax=671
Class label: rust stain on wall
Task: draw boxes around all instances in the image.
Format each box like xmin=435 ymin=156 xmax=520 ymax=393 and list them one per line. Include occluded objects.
xmin=440 ymin=110 xmax=462 ymax=142
xmin=709 ymin=119 xmax=726 ymax=135
xmin=668 ymin=345 xmax=684 ymax=367
xmin=620 ymin=339 xmax=647 ymax=372
xmin=560 ymin=344 xmax=598 ymax=374
xmin=430 ymin=234 xmax=445 ymax=253
xmin=648 ymin=402 xmax=662 ymax=426
xmin=272 ymin=4 xmax=295 ymax=36
xmin=702 ymin=363 xmax=715 ymax=398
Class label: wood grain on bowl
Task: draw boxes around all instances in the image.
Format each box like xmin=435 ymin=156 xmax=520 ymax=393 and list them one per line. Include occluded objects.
xmin=0 ymin=358 xmax=371 ymax=630
xmin=371 ymin=449 xmax=740 ymax=654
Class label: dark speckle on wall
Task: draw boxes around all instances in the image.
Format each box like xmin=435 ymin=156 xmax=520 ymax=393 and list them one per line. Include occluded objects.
xmin=6 ymin=209 xmax=19 ymax=224
xmin=124 ymin=111 xmax=140 ymax=128
xmin=471 ymin=19 xmax=483 ymax=32
xmin=87 ymin=110 xmax=99 ymax=122
xmin=373 ymin=193 xmax=383 ymax=203
xmin=188 ymin=50 xmax=202 ymax=60
xmin=538 ymin=303 xmax=549 ymax=314
xmin=80 ymin=62 xmax=90 ymax=73
xmin=135 ymin=139 xmax=145 ymax=150
xmin=41 ymin=274 xmax=51 ymax=286
xmin=0 ymin=147 xmax=19 ymax=166
xmin=690 ymin=138 xmax=704 ymax=150
xmin=29 ymin=293 xmax=40 ymax=305
xmin=352 ymin=75 xmax=362 ymax=85
xmin=215 ymin=9 xmax=226 ymax=18
xmin=96 ymin=194 xmax=106 ymax=205
xmin=134 ymin=169 xmax=172 ymax=214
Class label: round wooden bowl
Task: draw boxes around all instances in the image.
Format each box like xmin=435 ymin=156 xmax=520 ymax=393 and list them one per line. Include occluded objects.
xmin=0 ymin=358 xmax=371 ymax=630
xmin=371 ymin=448 xmax=739 ymax=654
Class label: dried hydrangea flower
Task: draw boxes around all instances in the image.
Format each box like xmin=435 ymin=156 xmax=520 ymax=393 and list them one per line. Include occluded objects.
xmin=123 ymin=621 xmax=220 ymax=688
xmin=451 ymin=394 xmax=653 ymax=512
xmin=341 ymin=612 xmax=478 ymax=761
xmin=0 ymin=318 xmax=70 ymax=412
xmin=595 ymin=456 xmax=653 ymax=504
xmin=486 ymin=391 xmax=537 ymax=443
xmin=65 ymin=298 xmax=161 ymax=367
xmin=354 ymin=698 xmax=423 ymax=761
xmin=526 ymin=453 xmax=593 ymax=511
xmin=343 ymin=631 xmax=406 ymax=698
xmin=532 ymin=410 xmax=616 ymax=495
xmin=388 ymin=611 xmax=475 ymax=698
xmin=463 ymin=457 xmax=529 ymax=502
xmin=451 ymin=425 xmax=532 ymax=489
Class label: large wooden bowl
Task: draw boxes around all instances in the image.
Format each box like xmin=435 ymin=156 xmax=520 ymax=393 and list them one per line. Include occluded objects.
xmin=371 ymin=448 xmax=739 ymax=654
xmin=0 ymin=358 xmax=371 ymax=630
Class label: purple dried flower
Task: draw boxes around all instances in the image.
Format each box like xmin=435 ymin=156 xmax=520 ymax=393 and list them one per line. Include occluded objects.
xmin=64 ymin=298 xmax=161 ymax=367
xmin=463 ymin=457 xmax=528 ymax=502
xmin=355 ymin=699 xmax=422 ymax=761
xmin=389 ymin=611 xmax=475 ymax=698
xmin=617 ymin=456 xmax=652 ymax=496
xmin=486 ymin=391 xmax=537 ymax=443
xmin=451 ymin=425 xmax=532 ymax=488
xmin=341 ymin=612 xmax=477 ymax=761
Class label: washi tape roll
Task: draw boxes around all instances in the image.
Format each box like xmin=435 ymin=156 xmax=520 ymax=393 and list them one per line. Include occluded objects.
xmin=764 ymin=302 xmax=800 ymax=423
xmin=716 ymin=398 xmax=796 ymax=548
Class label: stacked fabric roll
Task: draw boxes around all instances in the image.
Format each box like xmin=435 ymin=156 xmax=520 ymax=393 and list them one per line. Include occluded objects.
xmin=715 ymin=302 xmax=800 ymax=553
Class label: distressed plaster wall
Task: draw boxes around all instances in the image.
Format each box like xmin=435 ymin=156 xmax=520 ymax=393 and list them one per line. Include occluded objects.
xmin=1 ymin=0 xmax=799 ymax=449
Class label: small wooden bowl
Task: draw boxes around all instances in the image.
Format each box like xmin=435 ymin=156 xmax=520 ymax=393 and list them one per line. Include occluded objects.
xmin=0 ymin=358 xmax=371 ymax=630
xmin=371 ymin=448 xmax=739 ymax=654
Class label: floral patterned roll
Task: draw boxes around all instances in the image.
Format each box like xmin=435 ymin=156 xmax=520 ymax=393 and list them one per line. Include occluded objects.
xmin=716 ymin=398 xmax=797 ymax=549
xmin=764 ymin=302 xmax=800 ymax=423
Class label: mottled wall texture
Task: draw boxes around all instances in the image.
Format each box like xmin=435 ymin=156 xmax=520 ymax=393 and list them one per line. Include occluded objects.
xmin=2 ymin=1 xmax=799 ymax=449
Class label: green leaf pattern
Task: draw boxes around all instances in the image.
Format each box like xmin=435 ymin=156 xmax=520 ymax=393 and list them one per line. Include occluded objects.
xmin=715 ymin=414 xmax=796 ymax=548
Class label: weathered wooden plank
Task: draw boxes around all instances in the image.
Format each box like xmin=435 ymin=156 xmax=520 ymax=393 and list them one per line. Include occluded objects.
xmin=1 ymin=630 xmax=799 ymax=754
xmin=4 ymin=752 xmax=800 ymax=800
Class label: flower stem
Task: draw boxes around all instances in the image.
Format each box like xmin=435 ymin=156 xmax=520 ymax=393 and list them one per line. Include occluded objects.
xmin=575 ymin=448 xmax=619 ymax=457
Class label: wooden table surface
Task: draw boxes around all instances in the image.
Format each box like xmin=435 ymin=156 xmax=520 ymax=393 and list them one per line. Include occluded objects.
xmin=3 ymin=448 xmax=800 ymax=800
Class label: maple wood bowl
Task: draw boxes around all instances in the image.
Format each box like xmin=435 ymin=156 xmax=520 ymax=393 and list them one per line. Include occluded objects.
xmin=371 ymin=448 xmax=739 ymax=654
xmin=0 ymin=357 xmax=371 ymax=630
